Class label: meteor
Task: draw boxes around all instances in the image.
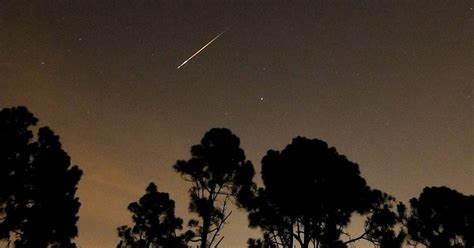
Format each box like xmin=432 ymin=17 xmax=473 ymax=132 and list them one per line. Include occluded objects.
xmin=177 ymin=28 xmax=229 ymax=69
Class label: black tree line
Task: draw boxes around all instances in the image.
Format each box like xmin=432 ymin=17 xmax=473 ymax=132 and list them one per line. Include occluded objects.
xmin=1 ymin=106 xmax=472 ymax=248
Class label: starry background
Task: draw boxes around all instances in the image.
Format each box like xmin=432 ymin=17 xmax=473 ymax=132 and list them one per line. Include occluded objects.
xmin=1 ymin=1 xmax=473 ymax=247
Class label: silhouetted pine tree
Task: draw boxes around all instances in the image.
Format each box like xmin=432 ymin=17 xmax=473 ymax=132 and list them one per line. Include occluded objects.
xmin=0 ymin=106 xmax=82 ymax=248
xmin=117 ymin=183 xmax=191 ymax=248
xmin=241 ymin=136 xmax=402 ymax=248
xmin=407 ymin=186 xmax=474 ymax=248
xmin=174 ymin=128 xmax=255 ymax=248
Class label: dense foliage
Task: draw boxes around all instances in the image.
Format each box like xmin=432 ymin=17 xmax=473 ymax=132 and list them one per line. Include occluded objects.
xmin=0 ymin=107 xmax=82 ymax=248
xmin=117 ymin=183 xmax=190 ymax=248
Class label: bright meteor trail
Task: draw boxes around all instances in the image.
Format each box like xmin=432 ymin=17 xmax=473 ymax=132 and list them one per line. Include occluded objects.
xmin=177 ymin=29 xmax=229 ymax=69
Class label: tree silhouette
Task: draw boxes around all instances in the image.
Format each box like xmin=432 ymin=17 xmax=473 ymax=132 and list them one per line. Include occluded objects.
xmin=362 ymin=192 xmax=406 ymax=248
xmin=117 ymin=182 xmax=190 ymax=248
xmin=174 ymin=128 xmax=255 ymax=248
xmin=0 ymin=106 xmax=82 ymax=248
xmin=242 ymin=136 xmax=400 ymax=248
xmin=0 ymin=106 xmax=38 ymax=240
xmin=407 ymin=186 xmax=474 ymax=248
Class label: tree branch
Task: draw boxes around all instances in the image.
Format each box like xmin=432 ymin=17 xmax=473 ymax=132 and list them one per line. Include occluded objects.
xmin=343 ymin=229 xmax=370 ymax=244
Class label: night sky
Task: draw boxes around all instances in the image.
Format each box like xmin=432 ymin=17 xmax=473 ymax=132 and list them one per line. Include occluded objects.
xmin=1 ymin=1 xmax=473 ymax=247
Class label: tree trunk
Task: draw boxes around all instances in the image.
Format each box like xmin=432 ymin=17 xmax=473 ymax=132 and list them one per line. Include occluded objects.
xmin=302 ymin=217 xmax=310 ymax=248
xmin=200 ymin=192 xmax=214 ymax=248
xmin=200 ymin=214 xmax=210 ymax=248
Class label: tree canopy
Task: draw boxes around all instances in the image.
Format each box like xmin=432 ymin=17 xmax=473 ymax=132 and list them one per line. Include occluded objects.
xmin=117 ymin=183 xmax=190 ymax=248
xmin=0 ymin=106 xmax=38 ymax=240
xmin=0 ymin=106 xmax=82 ymax=248
xmin=174 ymin=128 xmax=255 ymax=248
xmin=242 ymin=136 xmax=401 ymax=248
xmin=407 ymin=186 xmax=474 ymax=248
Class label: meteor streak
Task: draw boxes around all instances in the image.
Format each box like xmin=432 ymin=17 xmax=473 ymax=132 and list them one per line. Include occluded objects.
xmin=177 ymin=29 xmax=229 ymax=69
